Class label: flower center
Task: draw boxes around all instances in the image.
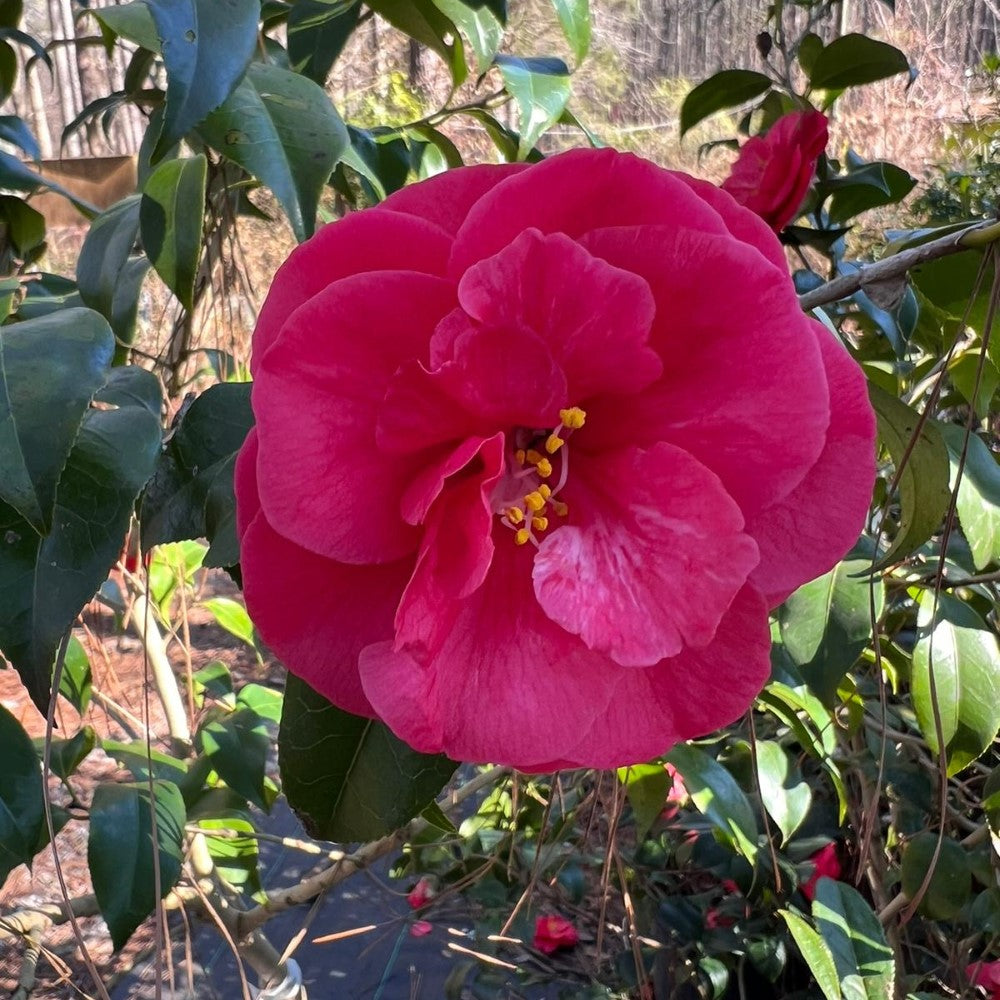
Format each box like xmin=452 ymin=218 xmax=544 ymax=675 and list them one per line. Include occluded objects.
xmin=491 ymin=407 xmax=586 ymax=548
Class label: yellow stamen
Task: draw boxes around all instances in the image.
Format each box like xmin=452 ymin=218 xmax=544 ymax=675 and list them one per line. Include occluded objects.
xmin=545 ymin=433 xmax=564 ymax=454
xmin=531 ymin=516 xmax=549 ymax=532
xmin=538 ymin=484 xmax=552 ymax=500
xmin=524 ymin=491 xmax=546 ymax=512
xmin=535 ymin=457 xmax=553 ymax=478
xmin=515 ymin=449 xmax=526 ymax=465
xmin=525 ymin=449 xmax=544 ymax=465
xmin=559 ymin=406 xmax=587 ymax=429
xmin=514 ymin=528 xmax=531 ymax=546
xmin=507 ymin=507 xmax=524 ymax=525
xmin=552 ymin=500 xmax=569 ymax=517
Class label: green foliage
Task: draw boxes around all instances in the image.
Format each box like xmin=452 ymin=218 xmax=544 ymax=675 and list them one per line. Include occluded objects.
xmin=0 ymin=704 xmax=44 ymax=884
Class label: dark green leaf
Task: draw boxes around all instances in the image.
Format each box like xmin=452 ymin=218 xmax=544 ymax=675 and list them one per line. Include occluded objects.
xmin=551 ymin=0 xmax=590 ymax=64
xmin=0 ymin=114 xmax=38 ymax=158
xmin=0 ymin=308 xmax=113 ymax=533
xmin=198 ymin=708 xmax=270 ymax=811
xmin=140 ymin=154 xmax=207 ymax=310
xmin=900 ymin=831 xmax=971 ymax=919
xmin=88 ymin=780 xmax=185 ymax=950
xmin=494 ymin=54 xmax=571 ymax=160
xmin=780 ymin=909 xmax=841 ymax=1000
xmin=288 ymin=0 xmax=360 ymax=84
xmin=367 ymin=0 xmax=466 ymax=86
xmin=680 ymin=69 xmax=771 ymax=136
xmin=0 ymin=703 xmax=44 ymax=884
xmin=197 ymin=62 xmax=348 ymax=242
xmin=0 ymin=41 xmax=14 ymax=102
xmin=868 ymin=383 xmax=951 ymax=570
xmin=147 ymin=0 xmax=260 ymax=161
xmin=665 ymin=743 xmax=758 ymax=861
xmin=279 ymin=673 xmax=457 ymax=842
xmin=813 ymin=878 xmax=894 ymax=1000
xmin=37 ymin=726 xmax=97 ymax=783
xmin=826 ymin=161 xmax=916 ymax=223
xmin=808 ymin=34 xmax=909 ymax=90
xmin=938 ymin=424 xmax=1000 ymax=571
xmin=912 ymin=591 xmax=1000 ymax=776
xmin=0 ymin=195 xmax=45 ymax=259
xmin=102 ymin=740 xmax=189 ymax=784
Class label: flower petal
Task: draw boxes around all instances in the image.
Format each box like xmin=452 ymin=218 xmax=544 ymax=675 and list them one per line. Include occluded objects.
xmin=455 ymin=229 xmax=662 ymax=399
xmin=579 ymin=225 xmax=829 ymax=517
xmin=255 ymin=271 xmax=456 ymax=563
xmin=251 ymin=210 xmax=452 ymax=373
xmin=532 ymin=443 xmax=759 ymax=666
xmin=235 ymin=430 xmax=411 ymax=716
xmin=746 ymin=322 xmax=876 ymax=606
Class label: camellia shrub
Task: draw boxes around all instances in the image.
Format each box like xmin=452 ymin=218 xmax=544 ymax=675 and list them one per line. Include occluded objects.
xmin=0 ymin=1 xmax=999 ymax=999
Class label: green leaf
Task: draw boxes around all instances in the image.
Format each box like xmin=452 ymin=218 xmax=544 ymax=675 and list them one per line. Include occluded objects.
xmin=754 ymin=740 xmax=811 ymax=844
xmin=91 ymin=1 xmax=162 ymax=52
xmin=88 ymin=781 xmax=185 ymax=950
xmin=202 ymin=596 xmax=255 ymax=647
xmin=196 ymin=815 xmax=260 ymax=892
xmin=826 ymin=161 xmax=916 ymax=224
xmin=198 ymin=708 xmax=270 ymax=811
xmin=0 ymin=308 xmax=113 ymax=533
xmin=0 ymin=195 xmax=45 ymax=259
xmin=808 ymin=34 xmax=910 ymax=91
xmin=367 ymin=0 xmax=467 ymax=86
xmin=102 ymin=740 xmax=189 ymax=784
xmin=141 ymin=382 xmax=253 ymax=566
xmin=279 ymin=673 xmax=457 ymax=842
xmin=617 ymin=762 xmax=671 ymax=841
xmin=867 ymin=383 xmax=951 ymax=571
xmin=912 ymin=591 xmax=1000 ymax=776
xmin=236 ymin=682 xmax=282 ymax=723
xmin=494 ymin=55 xmax=571 ymax=161
xmin=938 ymin=424 xmax=1000 ymax=571
xmin=76 ymin=196 xmax=151 ymax=350
xmin=780 ymin=909 xmax=841 ymax=1000
xmin=140 ymin=154 xmax=206 ymax=310
xmin=197 ymin=62 xmax=349 ymax=242
xmin=0 ymin=333 xmax=161 ymax=710
xmin=287 ymin=0 xmax=361 ymax=84
xmin=780 ymin=551 xmax=884 ymax=705
xmin=551 ymin=0 xmax=590 ymax=64
xmin=59 ymin=635 xmax=92 ymax=714
xmin=147 ymin=0 xmax=260 ymax=161
xmin=812 ymin=878 xmax=895 ymax=1000
xmin=0 ymin=703 xmax=44 ymax=885
xmin=900 ymin=831 xmax=971 ymax=920
xmin=680 ymin=69 xmax=771 ymax=136
xmin=665 ymin=744 xmax=758 ymax=862
xmin=431 ymin=0 xmax=502 ymax=69
xmin=37 ymin=726 xmax=96 ymax=783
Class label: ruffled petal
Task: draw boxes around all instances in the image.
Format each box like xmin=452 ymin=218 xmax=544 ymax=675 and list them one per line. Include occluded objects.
xmin=254 ymin=271 xmax=456 ymax=563
xmin=235 ymin=430 xmax=411 ymax=717
xmin=251 ymin=210 xmax=452 ymax=373
xmin=532 ymin=444 xmax=759 ymax=667
xmin=579 ymin=225 xmax=829 ymax=518
xmin=455 ymin=229 xmax=662 ymax=399
xmin=746 ymin=322 xmax=876 ymax=606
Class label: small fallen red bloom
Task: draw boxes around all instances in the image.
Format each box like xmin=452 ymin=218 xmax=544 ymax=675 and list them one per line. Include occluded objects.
xmin=722 ymin=109 xmax=829 ymax=231
xmin=533 ymin=914 xmax=579 ymax=954
xmin=409 ymin=920 xmax=433 ymax=938
xmin=801 ymin=842 xmax=842 ymax=901
xmin=407 ymin=877 xmax=434 ymax=910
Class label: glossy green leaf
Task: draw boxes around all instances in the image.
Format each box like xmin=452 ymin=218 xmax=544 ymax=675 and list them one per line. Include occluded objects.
xmin=147 ymin=0 xmax=259 ymax=161
xmin=91 ymin=1 xmax=161 ymax=51
xmin=198 ymin=708 xmax=270 ymax=811
xmin=912 ymin=591 xmax=1000 ymax=776
xmin=808 ymin=34 xmax=909 ymax=90
xmin=287 ymin=0 xmax=361 ymax=84
xmin=0 ymin=703 xmax=44 ymax=885
xmin=680 ymin=69 xmax=771 ymax=136
xmin=367 ymin=0 xmax=466 ymax=86
xmin=780 ymin=551 xmax=884 ymax=705
xmin=196 ymin=815 xmax=260 ymax=893
xmin=826 ymin=161 xmax=916 ymax=223
xmin=868 ymin=384 xmax=951 ymax=571
xmin=279 ymin=673 xmax=457 ymax=842
xmin=197 ymin=62 xmax=348 ymax=242
xmin=900 ymin=831 xmax=971 ymax=920
xmin=140 ymin=154 xmax=207 ymax=310
xmin=431 ymin=0 xmax=502 ymax=69
xmin=0 ymin=309 xmax=112 ymax=533
xmin=813 ymin=878 xmax=895 ymax=1000
xmin=102 ymin=740 xmax=189 ymax=784
xmin=88 ymin=780 xmax=185 ymax=950
xmin=236 ymin=682 xmax=282 ymax=723
xmin=76 ymin=197 xmax=150 ymax=349
xmin=754 ymin=740 xmax=811 ymax=844
xmin=494 ymin=55 xmax=571 ymax=160
xmin=665 ymin=744 xmax=758 ymax=861
xmin=59 ymin=635 xmax=92 ymax=714
xmin=780 ymin=909 xmax=841 ymax=1000
xmin=938 ymin=424 xmax=1000 ymax=571
xmin=617 ymin=763 xmax=671 ymax=841
xmin=551 ymin=0 xmax=590 ymax=64
xmin=202 ymin=597 xmax=255 ymax=647
xmin=37 ymin=726 xmax=96 ymax=783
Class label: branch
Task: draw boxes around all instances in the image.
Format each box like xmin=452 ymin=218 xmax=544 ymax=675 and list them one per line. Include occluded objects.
xmin=798 ymin=219 xmax=1000 ymax=311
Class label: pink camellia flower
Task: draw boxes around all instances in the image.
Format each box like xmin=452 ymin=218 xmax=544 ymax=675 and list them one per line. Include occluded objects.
xmin=722 ymin=110 xmax=829 ymax=232
xmin=533 ymin=914 xmax=579 ymax=954
xmin=801 ymin=843 xmax=843 ymax=901
xmin=407 ymin=877 xmax=434 ymax=910
xmin=235 ymin=147 xmax=876 ymax=771
xmin=967 ymin=959 xmax=1000 ymax=998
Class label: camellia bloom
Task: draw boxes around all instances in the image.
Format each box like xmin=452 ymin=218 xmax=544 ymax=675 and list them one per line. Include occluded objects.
xmin=533 ymin=914 xmax=580 ymax=954
xmin=800 ymin=843 xmax=843 ymax=901
xmin=967 ymin=959 xmax=1000 ymax=998
xmin=236 ymin=147 xmax=876 ymax=771
xmin=722 ymin=109 xmax=829 ymax=232
xmin=407 ymin=877 xmax=434 ymax=910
